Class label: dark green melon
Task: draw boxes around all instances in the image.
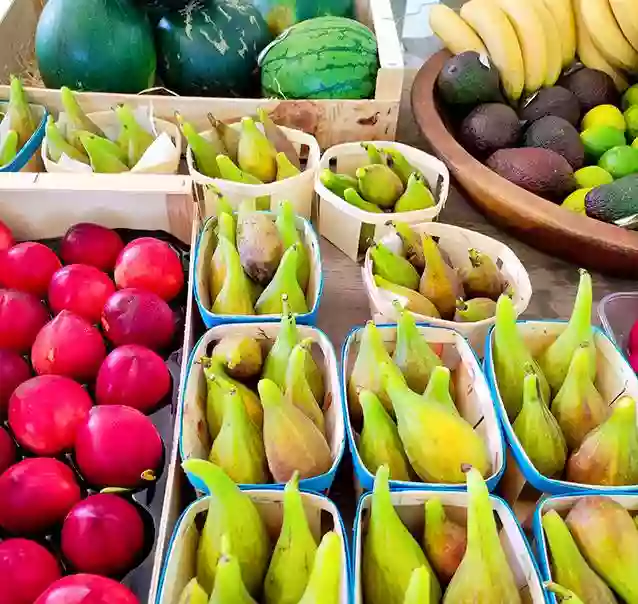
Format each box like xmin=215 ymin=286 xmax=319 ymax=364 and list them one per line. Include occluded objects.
xmin=252 ymin=0 xmax=354 ymax=35
xmin=155 ymin=0 xmax=272 ymax=97
xmin=35 ymin=0 xmax=156 ymax=93
xmin=260 ymin=16 xmax=378 ymax=100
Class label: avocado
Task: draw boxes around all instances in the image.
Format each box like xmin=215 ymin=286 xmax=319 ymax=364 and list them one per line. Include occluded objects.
xmin=559 ymin=67 xmax=619 ymax=114
xmin=519 ymin=87 xmax=580 ymax=126
xmin=459 ymin=103 xmax=521 ymax=158
xmin=585 ymin=174 xmax=638 ymax=222
xmin=437 ymin=51 xmax=503 ymax=106
xmin=598 ymin=145 xmax=638 ymax=179
xmin=486 ymin=147 xmax=577 ymax=201
xmin=524 ymin=115 xmax=585 ymax=169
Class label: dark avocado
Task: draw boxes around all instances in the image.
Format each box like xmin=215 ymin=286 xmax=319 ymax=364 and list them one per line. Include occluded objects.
xmin=458 ymin=103 xmax=521 ymax=158
xmin=524 ymin=115 xmax=585 ymax=169
xmin=437 ymin=51 xmax=503 ymax=106
xmin=486 ymin=147 xmax=577 ymax=201
xmin=559 ymin=67 xmax=619 ymax=114
xmin=519 ymin=87 xmax=580 ymax=126
xmin=585 ymin=174 xmax=638 ymax=222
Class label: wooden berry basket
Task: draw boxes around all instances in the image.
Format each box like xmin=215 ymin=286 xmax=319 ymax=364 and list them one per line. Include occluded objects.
xmin=155 ymin=489 xmax=351 ymax=604
xmin=341 ymin=323 xmax=505 ymax=493
xmin=0 ymin=0 xmax=404 ymax=150
xmin=353 ymin=488 xmax=545 ymax=604
xmin=411 ymin=50 xmax=638 ymax=277
xmin=0 ymin=172 xmax=199 ymax=604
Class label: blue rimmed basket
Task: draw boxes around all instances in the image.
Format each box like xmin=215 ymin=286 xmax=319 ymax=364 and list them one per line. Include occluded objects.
xmin=0 ymin=103 xmax=47 ymax=172
xmin=341 ymin=322 xmax=506 ymax=493
xmin=155 ymin=488 xmax=352 ymax=604
xmin=193 ymin=212 xmax=323 ymax=328
xmin=179 ymin=322 xmax=345 ymax=494
xmin=484 ymin=320 xmax=638 ymax=496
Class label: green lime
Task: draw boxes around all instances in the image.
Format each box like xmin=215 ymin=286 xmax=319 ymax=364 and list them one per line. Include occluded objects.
xmin=561 ymin=187 xmax=592 ymax=215
xmin=626 ymin=105 xmax=638 ymax=142
xmin=633 ymin=137 xmax=638 ymax=150
xmin=582 ymin=104 xmax=626 ymax=132
xmin=622 ymin=84 xmax=638 ymax=111
xmin=580 ymin=126 xmax=626 ymax=160
xmin=574 ymin=166 xmax=614 ymax=188
xmin=598 ymin=145 xmax=638 ymax=179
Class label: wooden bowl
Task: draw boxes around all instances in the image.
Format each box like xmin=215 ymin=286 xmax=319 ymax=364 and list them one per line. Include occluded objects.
xmin=411 ymin=49 xmax=638 ymax=277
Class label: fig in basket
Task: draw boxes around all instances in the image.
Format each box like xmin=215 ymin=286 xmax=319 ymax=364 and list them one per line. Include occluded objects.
xmin=60 ymin=86 xmax=105 ymax=151
xmin=319 ymin=169 xmax=359 ymax=198
xmin=176 ymin=578 xmax=208 ymax=604
xmin=0 ymin=130 xmax=18 ymax=167
xmin=459 ymin=248 xmax=504 ymax=300
xmin=544 ymin=583 xmax=585 ymax=603
xmin=394 ymin=173 xmax=436 ymax=213
xmin=209 ymin=114 xmax=240 ymax=161
xmin=209 ymin=536 xmax=257 ymax=604
xmin=45 ymin=116 xmax=89 ymax=164
xmin=212 ymin=335 xmax=263 ymax=380
xmin=177 ymin=113 xmax=224 ymax=178
xmin=298 ymin=531 xmax=342 ymax=604
xmin=4 ymin=76 xmax=37 ymax=158
xmin=454 ymin=298 xmax=497 ymax=322
xmin=404 ymin=567 xmax=433 ymax=604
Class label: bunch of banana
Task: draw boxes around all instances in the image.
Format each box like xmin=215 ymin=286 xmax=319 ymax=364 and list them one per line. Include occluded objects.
xmin=1 ymin=76 xmax=37 ymax=168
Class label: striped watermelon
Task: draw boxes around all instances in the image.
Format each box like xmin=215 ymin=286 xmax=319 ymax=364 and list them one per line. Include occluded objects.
xmin=259 ymin=16 xmax=379 ymax=100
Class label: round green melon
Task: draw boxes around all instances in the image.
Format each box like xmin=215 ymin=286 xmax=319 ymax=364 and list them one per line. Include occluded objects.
xmin=260 ymin=16 xmax=379 ymax=100
xmin=155 ymin=0 xmax=272 ymax=97
xmin=35 ymin=0 xmax=156 ymax=93
xmin=252 ymin=0 xmax=354 ymax=36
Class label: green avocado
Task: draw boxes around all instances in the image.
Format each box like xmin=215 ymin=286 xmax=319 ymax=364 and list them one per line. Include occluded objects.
xmin=437 ymin=51 xmax=503 ymax=106
xmin=585 ymin=174 xmax=638 ymax=223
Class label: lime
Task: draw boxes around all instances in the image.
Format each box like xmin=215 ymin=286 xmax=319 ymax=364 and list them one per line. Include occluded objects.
xmin=574 ymin=166 xmax=614 ymax=188
xmin=580 ymin=126 xmax=626 ymax=160
xmin=598 ymin=145 xmax=638 ymax=179
xmin=582 ymin=104 xmax=626 ymax=132
xmin=622 ymin=84 xmax=638 ymax=111
xmin=561 ymin=188 xmax=592 ymax=215
xmin=626 ymin=105 xmax=638 ymax=142
xmin=633 ymin=137 xmax=638 ymax=150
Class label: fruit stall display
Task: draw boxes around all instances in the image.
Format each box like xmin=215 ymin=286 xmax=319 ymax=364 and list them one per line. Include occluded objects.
xmin=411 ymin=0 xmax=638 ymax=276
xmin=0 ymin=0 xmax=403 ymax=148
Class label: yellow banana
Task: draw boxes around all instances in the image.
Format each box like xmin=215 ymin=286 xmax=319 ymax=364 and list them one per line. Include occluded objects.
xmin=609 ymin=0 xmax=638 ymax=52
xmin=574 ymin=0 xmax=629 ymax=91
xmin=541 ymin=0 xmax=576 ymax=68
xmin=428 ymin=4 xmax=487 ymax=56
xmin=580 ymin=0 xmax=638 ymax=72
xmin=531 ymin=0 xmax=562 ymax=87
xmin=460 ymin=0 xmax=524 ymax=102
xmin=496 ymin=0 xmax=547 ymax=95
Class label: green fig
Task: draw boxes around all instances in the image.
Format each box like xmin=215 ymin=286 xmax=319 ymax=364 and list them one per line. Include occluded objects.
xmin=566 ymin=396 xmax=638 ymax=486
xmin=176 ymin=578 xmax=209 ymax=604
xmin=262 ymin=299 xmax=299 ymax=389
xmin=209 ymin=212 xmax=236 ymax=302
xmin=208 ymin=114 xmax=237 ymax=160
xmin=359 ymin=389 xmax=411 ymax=481
xmin=539 ymin=269 xmax=596 ymax=394
xmin=209 ymin=388 xmax=268 ymax=485
xmin=443 ymin=467 xmax=522 ymax=603
xmin=348 ymin=322 xmax=394 ymax=418
xmin=371 ymin=242 xmax=420 ymax=290
xmin=60 ymin=85 xmax=104 ymax=150
xmin=237 ymin=116 xmax=277 ymax=183
xmin=211 ymin=235 xmax=255 ymax=316
xmin=298 ymin=531 xmax=343 ymax=604
xmin=0 ymin=130 xmax=18 ymax=166
xmin=343 ymin=187 xmax=384 ymax=213
xmin=255 ymin=244 xmax=309 ymax=315
xmin=285 ymin=338 xmax=325 ymax=435
xmin=79 ymin=132 xmax=129 ymax=173
xmin=544 ymin=582 xmax=586 ymax=604
xmin=181 ymin=460 xmax=269 ymax=595
xmin=275 ymin=200 xmax=310 ymax=292
xmin=493 ymin=294 xmax=550 ymax=420
xmin=454 ymin=298 xmax=497 ymax=322
xmin=387 ymin=221 xmax=425 ymax=271
xmin=264 ymin=472 xmax=318 ymax=604
xmin=392 ymin=303 xmax=445 ymax=394
xmin=7 ymin=76 xmax=36 ymax=149
xmin=319 ymin=169 xmax=359 ymax=198
xmin=423 ymin=498 xmax=467 ymax=583
xmin=114 ymin=103 xmax=155 ymax=166
xmin=216 ymin=154 xmax=264 ymax=184
xmin=259 ymin=379 xmax=332 ymax=482
xmin=566 ymin=496 xmax=638 ymax=603
xmin=513 ymin=372 xmax=567 ymax=477
xmin=257 ymin=108 xmax=300 ymax=169
xmin=383 ymin=363 xmax=491 ymax=483
xmin=422 ymin=366 xmax=459 ymax=416
xmin=45 ymin=116 xmax=89 ymax=164
xmin=459 ymin=249 xmax=504 ymax=301
xmin=541 ymin=510 xmax=617 ymax=604
xmin=382 ymin=147 xmax=424 ymax=186
xmin=356 ymin=164 xmax=404 ymax=208
xmin=374 ymin=276 xmax=441 ymax=318
xmin=209 ymin=535 xmax=258 ymax=604
xmin=237 ymin=210 xmax=283 ymax=286
xmin=361 ymin=142 xmax=385 ymax=165
xmin=275 ymin=152 xmax=301 ymax=180
xmin=363 ymin=465 xmax=441 ymax=604
xmin=212 ymin=335 xmax=263 ymax=380
xmin=394 ymin=173 xmax=436 ymax=213
xmin=404 ymin=567 xmax=432 ymax=604
xmin=177 ymin=113 xmax=223 ymax=178
xmin=551 ymin=344 xmax=608 ymax=450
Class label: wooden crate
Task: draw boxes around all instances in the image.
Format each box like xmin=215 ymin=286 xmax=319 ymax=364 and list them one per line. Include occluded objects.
xmin=0 ymin=0 xmax=404 ymax=149
xmin=0 ymin=172 xmax=199 ymax=604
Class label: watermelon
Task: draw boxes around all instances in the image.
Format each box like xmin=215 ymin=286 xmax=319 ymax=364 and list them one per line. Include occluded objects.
xmin=260 ymin=16 xmax=379 ymax=100
xmin=252 ymin=0 xmax=354 ymax=36
xmin=155 ymin=0 xmax=272 ymax=97
xmin=35 ymin=0 xmax=156 ymax=93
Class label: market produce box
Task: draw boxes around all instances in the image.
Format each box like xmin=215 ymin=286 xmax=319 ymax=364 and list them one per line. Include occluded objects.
xmin=0 ymin=0 xmax=404 ymax=149
xmin=0 ymin=173 xmax=198 ymax=604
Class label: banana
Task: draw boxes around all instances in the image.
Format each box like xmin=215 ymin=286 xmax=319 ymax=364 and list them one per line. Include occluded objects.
xmin=428 ymin=4 xmax=487 ymax=56
xmin=495 ymin=0 xmax=547 ymax=95
xmin=574 ymin=0 xmax=630 ymax=91
xmin=530 ymin=0 xmax=562 ymax=87
xmin=541 ymin=0 xmax=576 ymax=68
xmin=580 ymin=0 xmax=638 ymax=72
xmin=609 ymin=0 xmax=638 ymax=52
xmin=460 ymin=0 xmax=524 ymax=102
